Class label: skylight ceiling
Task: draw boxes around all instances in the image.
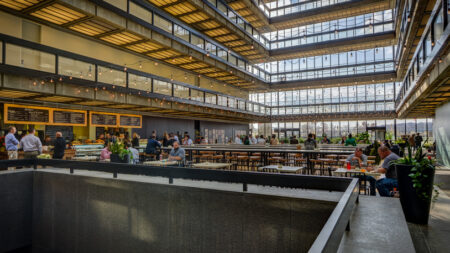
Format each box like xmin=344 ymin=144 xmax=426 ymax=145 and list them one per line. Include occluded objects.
xmin=0 ymin=0 xmax=262 ymax=89
xmin=147 ymin=0 xmax=268 ymax=61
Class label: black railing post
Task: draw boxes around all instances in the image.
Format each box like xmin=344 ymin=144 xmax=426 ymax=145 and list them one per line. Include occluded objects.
xmin=33 ymin=159 xmax=37 ymax=170
xmin=113 ymin=170 xmax=117 ymax=178
xmin=70 ymin=167 xmax=74 ymax=174
xmin=243 ymin=183 xmax=247 ymax=192
xmin=169 ymin=177 xmax=173 ymax=184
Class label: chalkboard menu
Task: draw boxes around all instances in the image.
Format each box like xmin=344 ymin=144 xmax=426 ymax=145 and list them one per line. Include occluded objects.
xmin=119 ymin=115 xmax=142 ymax=128
xmin=90 ymin=112 xmax=118 ymax=127
xmin=53 ymin=109 xmax=86 ymax=126
xmin=5 ymin=105 xmax=50 ymax=124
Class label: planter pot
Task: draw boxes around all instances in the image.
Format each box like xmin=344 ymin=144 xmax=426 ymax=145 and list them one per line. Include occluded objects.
xmin=110 ymin=154 xmax=128 ymax=163
xmin=396 ymin=164 xmax=435 ymax=224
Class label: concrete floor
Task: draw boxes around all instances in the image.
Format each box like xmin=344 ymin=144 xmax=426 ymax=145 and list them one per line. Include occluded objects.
xmin=408 ymin=170 xmax=450 ymax=253
xmin=337 ymin=196 xmax=415 ymax=253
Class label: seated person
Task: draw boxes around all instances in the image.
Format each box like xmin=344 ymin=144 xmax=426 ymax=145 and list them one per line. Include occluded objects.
xmin=347 ymin=148 xmax=374 ymax=196
xmin=100 ymin=144 xmax=111 ymax=161
xmin=168 ymin=141 xmax=185 ymax=166
xmin=366 ymin=145 xmax=400 ymax=197
xmin=346 ymin=148 xmax=368 ymax=168
xmin=182 ymin=135 xmax=193 ymax=146
xmin=125 ymin=142 xmax=140 ymax=164
xmin=321 ymin=136 xmax=331 ymax=144
xmin=145 ymin=135 xmax=161 ymax=156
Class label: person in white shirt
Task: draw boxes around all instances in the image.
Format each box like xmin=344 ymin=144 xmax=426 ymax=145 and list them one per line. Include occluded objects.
xmin=249 ymin=134 xmax=257 ymax=145
xmin=234 ymin=134 xmax=242 ymax=144
xmin=182 ymin=135 xmax=193 ymax=146
xmin=125 ymin=142 xmax=140 ymax=164
xmin=19 ymin=128 xmax=42 ymax=159
xmin=257 ymin=135 xmax=266 ymax=144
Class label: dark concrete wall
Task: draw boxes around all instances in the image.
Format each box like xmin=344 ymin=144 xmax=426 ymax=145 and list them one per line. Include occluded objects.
xmin=434 ymin=102 xmax=450 ymax=167
xmin=0 ymin=170 xmax=33 ymax=252
xmin=32 ymin=172 xmax=335 ymax=253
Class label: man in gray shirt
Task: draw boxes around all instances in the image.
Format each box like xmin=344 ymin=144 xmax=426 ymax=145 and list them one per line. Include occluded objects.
xmin=368 ymin=145 xmax=400 ymax=196
xmin=19 ymin=128 xmax=42 ymax=159
xmin=346 ymin=148 xmax=368 ymax=168
xmin=168 ymin=141 xmax=185 ymax=166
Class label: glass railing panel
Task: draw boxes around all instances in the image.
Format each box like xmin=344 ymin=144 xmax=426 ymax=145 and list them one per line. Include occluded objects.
xmin=6 ymin=44 xmax=55 ymax=73
xmin=59 ymin=56 xmax=95 ymax=81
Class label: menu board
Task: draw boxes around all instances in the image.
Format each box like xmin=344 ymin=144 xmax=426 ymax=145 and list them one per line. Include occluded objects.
xmin=53 ymin=109 xmax=87 ymax=126
xmin=5 ymin=104 xmax=50 ymax=124
xmin=90 ymin=112 xmax=118 ymax=127
xmin=119 ymin=115 xmax=142 ymax=128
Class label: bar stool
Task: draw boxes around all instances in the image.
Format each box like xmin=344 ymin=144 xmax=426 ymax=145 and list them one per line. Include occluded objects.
xmin=263 ymin=167 xmax=279 ymax=173
xmin=322 ymin=159 xmax=336 ymax=176
xmin=213 ymin=153 xmax=224 ymax=163
xmin=199 ymin=151 xmax=214 ymax=162
xmin=310 ymin=159 xmax=324 ymax=175
xmin=236 ymin=154 xmax=249 ymax=171
xmin=249 ymin=155 xmax=261 ymax=171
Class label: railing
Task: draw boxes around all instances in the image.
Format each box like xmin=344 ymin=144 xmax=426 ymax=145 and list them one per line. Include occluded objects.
xmin=395 ymin=0 xmax=450 ymax=110
xmin=0 ymin=34 xmax=266 ymax=115
xmin=0 ymin=158 xmax=359 ymax=252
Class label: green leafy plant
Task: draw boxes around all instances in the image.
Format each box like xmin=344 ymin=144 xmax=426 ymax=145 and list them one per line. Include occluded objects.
xmin=385 ymin=131 xmax=394 ymax=140
xmin=393 ymin=141 xmax=438 ymax=201
xmin=369 ymin=141 xmax=381 ymax=165
xmin=109 ymin=141 xmax=132 ymax=160
xmin=298 ymin=137 xmax=305 ymax=143
xmin=331 ymin=137 xmax=341 ymax=144
xmin=356 ymin=132 xmax=370 ymax=144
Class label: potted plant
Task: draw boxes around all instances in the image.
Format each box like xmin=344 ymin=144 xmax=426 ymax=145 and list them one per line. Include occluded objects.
xmin=393 ymin=143 xmax=437 ymax=224
xmin=109 ymin=141 xmax=131 ymax=163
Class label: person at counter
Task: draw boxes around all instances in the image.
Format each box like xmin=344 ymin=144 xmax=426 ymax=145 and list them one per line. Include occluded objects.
xmin=6 ymin=126 xmax=19 ymax=160
xmin=43 ymin=135 xmax=52 ymax=146
xmin=19 ymin=128 xmax=42 ymax=159
xmin=168 ymin=141 xmax=185 ymax=166
xmin=52 ymin=132 xmax=66 ymax=159
xmin=100 ymin=144 xmax=111 ymax=161
xmin=132 ymin=133 xmax=140 ymax=148
xmin=345 ymin=134 xmax=357 ymax=146
xmin=146 ymin=135 xmax=161 ymax=157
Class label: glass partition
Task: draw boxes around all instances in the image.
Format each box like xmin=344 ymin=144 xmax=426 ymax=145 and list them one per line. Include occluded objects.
xmin=6 ymin=44 xmax=55 ymax=73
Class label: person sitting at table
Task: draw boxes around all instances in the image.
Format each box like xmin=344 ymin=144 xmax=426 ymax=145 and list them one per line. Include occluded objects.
xmin=234 ymin=134 xmax=242 ymax=144
xmin=146 ymin=135 xmax=161 ymax=157
xmin=125 ymin=141 xmax=140 ymax=164
xmin=243 ymin=135 xmax=250 ymax=145
xmin=52 ymin=132 xmax=66 ymax=159
xmin=290 ymin=136 xmax=299 ymax=144
xmin=168 ymin=141 xmax=185 ymax=166
xmin=340 ymin=136 xmax=346 ymax=145
xmin=304 ymin=133 xmax=317 ymax=150
xmin=270 ymin=134 xmax=279 ymax=145
xmin=321 ymin=136 xmax=331 ymax=144
xmin=345 ymin=134 xmax=357 ymax=146
xmin=249 ymin=134 xmax=257 ymax=145
xmin=182 ymin=135 xmax=193 ymax=146
xmin=367 ymin=145 xmax=400 ymax=197
xmin=100 ymin=144 xmax=111 ymax=161
xmin=346 ymin=148 xmax=368 ymax=168
xmin=257 ymin=135 xmax=266 ymax=144
xmin=131 ymin=133 xmax=140 ymax=148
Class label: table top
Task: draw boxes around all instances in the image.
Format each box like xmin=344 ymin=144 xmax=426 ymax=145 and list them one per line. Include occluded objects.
xmin=192 ymin=162 xmax=233 ymax=169
xmin=143 ymin=160 xmax=178 ymax=166
xmin=334 ymin=168 xmax=381 ymax=177
xmin=162 ymin=147 xmax=353 ymax=154
xmin=259 ymin=165 xmax=303 ymax=173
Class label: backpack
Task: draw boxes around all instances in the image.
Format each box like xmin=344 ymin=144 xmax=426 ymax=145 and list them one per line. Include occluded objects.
xmin=304 ymin=139 xmax=315 ymax=150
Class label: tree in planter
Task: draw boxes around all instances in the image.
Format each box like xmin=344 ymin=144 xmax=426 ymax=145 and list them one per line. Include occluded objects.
xmin=109 ymin=141 xmax=132 ymax=163
xmin=392 ymin=142 xmax=438 ymax=224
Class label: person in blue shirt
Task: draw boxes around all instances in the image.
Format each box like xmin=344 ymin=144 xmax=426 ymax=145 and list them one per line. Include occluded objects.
xmin=5 ymin=126 xmax=19 ymax=160
xmin=145 ymin=135 xmax=161 ymax=157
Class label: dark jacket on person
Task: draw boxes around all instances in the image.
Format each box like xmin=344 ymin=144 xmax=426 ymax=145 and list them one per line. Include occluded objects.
xmin=414 ymin=135 xmax=423 ymax=147
xmin=52 ymin=137 xmax=66 ymax=159
xmin=290 ymin=138 xmax=299 ymax=144
xmin=145 ymin=138 xmax=161 ymax=154
xmin=132 ymin=137 xmax=140 ymax=148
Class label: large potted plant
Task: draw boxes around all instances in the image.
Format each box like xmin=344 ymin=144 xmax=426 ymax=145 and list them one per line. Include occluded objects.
xmin=393 ymin=144 xmax=437 ymax=224
xmin=109 ymin=141 xmax=131 ymax=163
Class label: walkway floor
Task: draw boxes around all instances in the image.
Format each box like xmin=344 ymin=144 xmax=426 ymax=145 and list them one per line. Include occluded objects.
xmin=338 ymin=196 xmax=415 ymax=253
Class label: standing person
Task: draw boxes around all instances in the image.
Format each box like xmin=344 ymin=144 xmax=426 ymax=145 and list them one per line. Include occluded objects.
xmin=162 ymin=132 xmax=170 ymax=147
xmin=249 ymin=134 xmax=257 ymax=145
xmin=414 ymin=133 xmax=423 ymax=149
xmin=52 ymin=132 xmax=66 ymax=159
xmin=345 ymin=134 xmax=357 ymax=146
xmin=19 ymin=128 xmax=42 ymax=159
xmin=168 ymin=141 xmax=185 ymax=166
xmin=131 ymin=133 xmax=140 ymax=148
xmin=5 ymin=126 xmax=19 ymax=160
xmin=43 ymin=135 xmax=52 ymax=146
xmin=408 ymin=134 xmax=415 ymax=149
xmin=304 ymin=133 xmax=317 ymax=150
xmin=234 ymin=134 xmax=243 ymax=144
xmin=182 ymin=135 xmax=193 ymax=146
xmin=270 ymin=134 xmax=279 ymax=145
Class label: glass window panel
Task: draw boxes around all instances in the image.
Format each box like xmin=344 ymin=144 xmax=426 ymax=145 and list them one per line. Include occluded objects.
xmin=153 ymin=79 xmax=172 ymax=95
xmin=154 ymin=14 xmax=172 ymax=33
xmin=128 ymin=73 xmax=151 ymax=92
xmin=191 ymin=34 xmax=204 ymax=49
xmin=97 ymin=66 xmax=126 ymax=86
xmin=129 ymin=2 xmax=152 ymax=23
xmin=190 ymin=89 xmax=204 ymax=102
xmin=205 ymin=93 xmax=217 ymax=104
xmin=173 ymin=84 xmax=189 ymax=98
xmin=59 ymin=56 xmax=95 ymax=81
xmin=6 ymin=44 xmax=55 ymax=73
xmin=174 ymin=25 xmax=189 ymax=41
